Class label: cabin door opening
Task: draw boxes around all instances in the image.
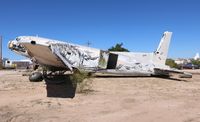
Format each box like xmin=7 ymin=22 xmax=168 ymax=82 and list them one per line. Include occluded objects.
xmin=107 ymin=53 xmax=118 ymax=69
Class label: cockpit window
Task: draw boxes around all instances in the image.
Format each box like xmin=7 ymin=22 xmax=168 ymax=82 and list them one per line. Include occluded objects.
xmin=16 ymin=37 xmax=20 ymax=41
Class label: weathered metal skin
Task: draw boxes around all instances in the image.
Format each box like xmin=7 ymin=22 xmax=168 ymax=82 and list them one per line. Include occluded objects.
xmin=51 ymin=43 xmax=99 ymax=69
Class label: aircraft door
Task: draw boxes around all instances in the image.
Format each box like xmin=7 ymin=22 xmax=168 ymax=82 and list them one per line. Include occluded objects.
xmin=107 ymin=53 xmax=118 ymax=69
xmin=98 ymin=50 xmax=118 ymax=69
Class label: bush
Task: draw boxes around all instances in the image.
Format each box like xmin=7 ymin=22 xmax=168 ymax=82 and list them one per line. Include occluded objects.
xmin=166 ymin=59 xmax=179 ymax=69
xmin=191 ymin=59 xmax=200 ymax=66
xmin=70 ymin=70 xmax=93 ymax=93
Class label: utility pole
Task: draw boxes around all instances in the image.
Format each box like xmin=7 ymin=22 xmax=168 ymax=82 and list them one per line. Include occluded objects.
xmin=86 ymin=41 xmax=91 ymax=47
xmin=0 ymin=36 xmax=2 ymax=69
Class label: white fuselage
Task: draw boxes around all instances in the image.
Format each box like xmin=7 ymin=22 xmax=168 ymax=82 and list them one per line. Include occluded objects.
xmin=9 ymin=32 xmax=172 ymax=75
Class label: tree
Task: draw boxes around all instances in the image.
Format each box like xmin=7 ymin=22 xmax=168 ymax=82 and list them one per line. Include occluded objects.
xmin=108 ymin=43 xmax=129 ymax=52
xmin=191 ymin=59 xmax=200 ymax=66
xmin=166 ymin=59 xmax=179 ymax=68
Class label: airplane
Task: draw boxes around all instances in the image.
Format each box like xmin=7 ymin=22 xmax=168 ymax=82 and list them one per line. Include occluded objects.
xmin=8 ymin=31 xmax=192 ymax=82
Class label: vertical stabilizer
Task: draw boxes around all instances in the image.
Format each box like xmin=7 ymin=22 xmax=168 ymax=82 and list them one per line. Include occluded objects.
xmin=154 ymin=31 xmax=172 ymax=66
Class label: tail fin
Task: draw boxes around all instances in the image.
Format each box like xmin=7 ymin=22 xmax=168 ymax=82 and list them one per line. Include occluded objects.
xmin=154 ymin=31 xmax=172 ymax=66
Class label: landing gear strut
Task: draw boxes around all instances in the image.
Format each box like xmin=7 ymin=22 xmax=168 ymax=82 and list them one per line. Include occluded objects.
xmin=43 ymin=70 xmax=68 ymax=84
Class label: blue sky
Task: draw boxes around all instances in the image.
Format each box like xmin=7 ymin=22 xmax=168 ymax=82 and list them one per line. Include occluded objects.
xmin=0 ymin=0 xmax=199 ymax=60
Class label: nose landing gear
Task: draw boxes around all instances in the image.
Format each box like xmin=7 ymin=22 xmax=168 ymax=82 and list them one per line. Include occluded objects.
xmin=29 ymin=71 xmax=43 ymax=82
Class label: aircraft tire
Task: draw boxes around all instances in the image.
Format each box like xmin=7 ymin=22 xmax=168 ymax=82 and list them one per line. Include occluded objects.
xmin=29 ymin=72 xmax=43 ymax=82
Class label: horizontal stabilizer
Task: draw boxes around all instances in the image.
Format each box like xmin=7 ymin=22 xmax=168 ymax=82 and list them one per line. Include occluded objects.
xmin=154 ymin=68 xmax=192 ymax=78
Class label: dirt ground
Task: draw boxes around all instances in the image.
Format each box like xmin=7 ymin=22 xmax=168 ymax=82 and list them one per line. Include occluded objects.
xmin=1 ymin=70 xmax=200 ymax=122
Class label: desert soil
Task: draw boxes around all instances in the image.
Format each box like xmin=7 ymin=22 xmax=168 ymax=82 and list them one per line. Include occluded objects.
xmin=0 ymin=69 xmax=200 ymax=122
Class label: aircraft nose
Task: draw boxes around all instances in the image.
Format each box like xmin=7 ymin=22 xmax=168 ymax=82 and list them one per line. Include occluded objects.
xmin=8 ymin=40 xmax=14 ymax=49
xmin=8 ymin=40 xmax=18 ymax=50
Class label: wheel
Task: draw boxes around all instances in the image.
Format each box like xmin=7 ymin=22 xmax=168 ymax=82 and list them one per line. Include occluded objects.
xmin=29 ymin=72 xmax=43 ymax=82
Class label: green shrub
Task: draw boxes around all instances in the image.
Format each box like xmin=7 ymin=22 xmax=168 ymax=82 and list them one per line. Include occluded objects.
xmin=70 ymin=70 xmax=93 ymax=93
xmin=191 ymin=59 xmax=200 ymax=66
xmin=166 ymin=59 xmax=179 ymax=69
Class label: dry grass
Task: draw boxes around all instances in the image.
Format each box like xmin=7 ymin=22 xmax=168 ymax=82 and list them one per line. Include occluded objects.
xmin=70 ymin=71 xmax=93 ymax=93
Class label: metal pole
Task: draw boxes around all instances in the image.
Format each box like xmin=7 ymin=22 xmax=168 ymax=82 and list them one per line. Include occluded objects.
xmin=86 ymin=41 xmax=91 ymax=47
xmin=0 ymin=36 xmax=2 ymax=69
